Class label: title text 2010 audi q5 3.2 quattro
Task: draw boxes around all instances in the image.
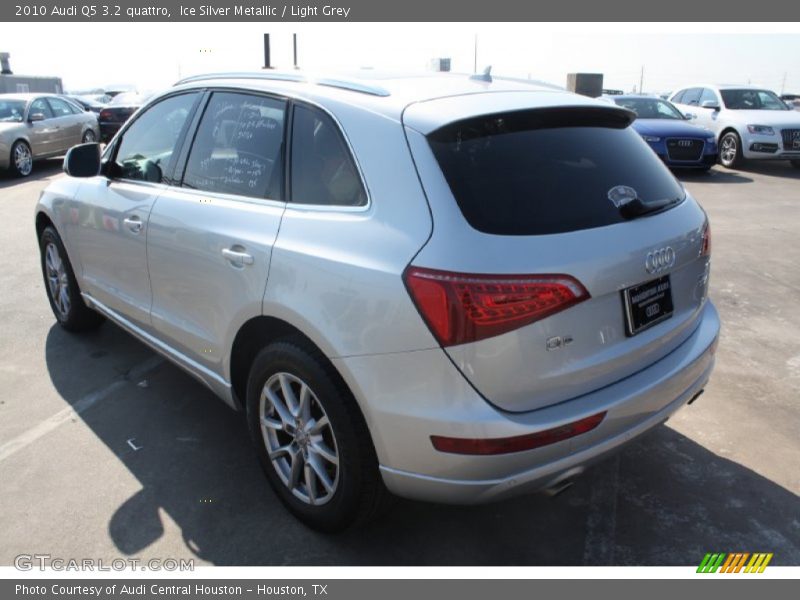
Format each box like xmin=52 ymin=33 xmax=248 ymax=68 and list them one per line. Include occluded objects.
xmin=35 ymin=71 xmax=719 ymax=530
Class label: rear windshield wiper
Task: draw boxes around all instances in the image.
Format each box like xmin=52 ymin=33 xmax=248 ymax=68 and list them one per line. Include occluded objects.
xmin=619 ymin=197 xmax=680 ymax=220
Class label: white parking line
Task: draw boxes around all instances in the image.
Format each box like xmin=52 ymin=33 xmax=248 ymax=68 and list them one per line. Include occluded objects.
xmin=0 ymin=356 xmax=163 ymax=463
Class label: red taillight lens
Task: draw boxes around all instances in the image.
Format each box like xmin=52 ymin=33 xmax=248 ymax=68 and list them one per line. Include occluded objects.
xmin=404 ymin=267 xmax=590 ymax=347
xmin=701 ymin=222 xmax=711 ymax=257
xmin=99 ymin=109 xmax=112 ymax=121
xmin=431 ymin=412 xmax=606 ymax=455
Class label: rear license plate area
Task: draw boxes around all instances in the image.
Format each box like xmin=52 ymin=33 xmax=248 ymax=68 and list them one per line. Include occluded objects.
xmin=622 ymin=275 xmax=674 ymax=336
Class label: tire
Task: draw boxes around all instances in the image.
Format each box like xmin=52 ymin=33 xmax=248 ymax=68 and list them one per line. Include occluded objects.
xmin=9 ymin=140 xmax=33 ymax=177
xmin=39 ymin=225 xmax=105 ymax=332
xmin=82 ymin=129 xmax=97 ymax=144
xmin=791 ymin=160 xmax=800 ymax=170
xmin=718 ymin=131 xmax=743 ymax=168
xmin=246 ymin=338 xmax=390 ymax=531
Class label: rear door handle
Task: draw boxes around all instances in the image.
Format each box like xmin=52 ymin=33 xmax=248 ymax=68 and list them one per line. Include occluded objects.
xmin=123 ymin=216 xmax=142 ymax=233
xmin=221 ymin=247 xmax=254 ymax=267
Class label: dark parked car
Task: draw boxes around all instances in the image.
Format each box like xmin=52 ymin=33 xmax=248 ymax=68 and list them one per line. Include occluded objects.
xmin=98 ymin=92 xmax=147 ymax=142
xmin=610 ymin=95 xmax=718 ymax=170
xmin=64 ymin=95 xmax=106 ymax=114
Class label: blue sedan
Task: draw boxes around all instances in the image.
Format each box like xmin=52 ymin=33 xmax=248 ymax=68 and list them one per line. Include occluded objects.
xmin=611 ymin=96 xmax=718 ymax=170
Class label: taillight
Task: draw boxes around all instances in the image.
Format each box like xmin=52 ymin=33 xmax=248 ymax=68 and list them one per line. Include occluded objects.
xmin=701 ymin=221 xmax=711 ymax=257
xmin=431 ymin=412 xmax=606 ymax=455
xmin=99 ymin=109 xmax=112 ymax=121
xmin=403 ymin=267 xmax=590 ymax=347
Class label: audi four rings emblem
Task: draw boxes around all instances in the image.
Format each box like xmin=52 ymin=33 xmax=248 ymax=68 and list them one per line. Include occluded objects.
xmin=677 ymin=140 xmax=692 ymax=147
xmin=645 ymin=247 xmax=676 ymax=274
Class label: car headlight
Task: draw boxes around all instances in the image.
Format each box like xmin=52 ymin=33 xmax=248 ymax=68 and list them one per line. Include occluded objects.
xmin=642 ymin=135 xmax=661 ymax=142
xmin=747 ymin=125 xmax=775 ymax=135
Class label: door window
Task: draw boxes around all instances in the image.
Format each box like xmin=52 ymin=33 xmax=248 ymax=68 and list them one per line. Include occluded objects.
xmin=698 ymin=88 xmax=718 ymax=105
xmin=29 ymin=98 xmax=53 ymax=120
xmin=290 ymin=104 xmax=366 ymax=207
xmin=47 ymin=97 xmax=76 ymax=117
xmin=182 ymin=92 xmax=286 ymax=200
xmin=113 ymin=93 xmax=198 ymax=183
xmin=681 ymin=88 xmax=703 ymax=106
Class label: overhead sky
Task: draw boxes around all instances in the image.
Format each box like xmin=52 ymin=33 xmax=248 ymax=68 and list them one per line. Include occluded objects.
xmin=2 ymin=22 xmax=799 ymax=95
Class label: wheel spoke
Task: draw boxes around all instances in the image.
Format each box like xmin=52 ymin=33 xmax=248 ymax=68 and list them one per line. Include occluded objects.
xmin=304 ymin=463 xmax=317 ymax=505
xmin=297 ymin=383 xmax=312 ymax=421
xmin=308 ymin=415 xmax=329 ymax=435
xmin=307 ymin=453 xmax=335 ymax=492
xmin=288 ymin=449 xmax=303 ymax=490
xmin=260 ymin=415 xmax=283 ymax=430
xmin=268 ymin=443 xmax=293 ymax=460
xmin=264 ymin=386 xmax=294 ymax=429
xmin=278 ymin=373 xmax=299 ymax=415
xmin=309 ymin=439 xmax=338 ymax=466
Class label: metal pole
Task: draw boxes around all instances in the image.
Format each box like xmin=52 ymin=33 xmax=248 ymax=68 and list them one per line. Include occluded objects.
xmin=473 ymin=34 xmax=478 ymax=73
xmin=263 ymin=33 xmax=271 ymax=69
xmin=639 ymin=65 xmax=644 ymax=94
xmin=293 ymin=34 xmax=298 ymax=69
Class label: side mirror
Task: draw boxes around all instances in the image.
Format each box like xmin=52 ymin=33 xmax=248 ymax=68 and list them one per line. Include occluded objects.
xmin=28 ymin=112 xmax=46 ymax=122
xmin=701 ymin=100 xmax=720 ymax=111
xmin=64 ymin=143 xmax=101 ymax=178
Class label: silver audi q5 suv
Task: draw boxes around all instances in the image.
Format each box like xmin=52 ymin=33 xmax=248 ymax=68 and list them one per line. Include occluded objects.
xmin=35 ymin=71 xmax=720 ymax=531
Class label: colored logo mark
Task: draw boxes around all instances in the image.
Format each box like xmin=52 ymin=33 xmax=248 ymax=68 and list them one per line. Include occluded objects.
xmin=697 ymin=552 xmax=773 ymax=573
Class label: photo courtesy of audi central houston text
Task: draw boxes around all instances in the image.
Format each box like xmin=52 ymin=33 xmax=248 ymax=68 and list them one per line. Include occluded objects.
xmin=34 ymin=70 xmax=718 ymax=531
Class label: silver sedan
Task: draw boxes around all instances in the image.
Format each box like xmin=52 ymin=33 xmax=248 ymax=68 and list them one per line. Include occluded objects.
xmin=0 ymin=93 xmax=100 ymax=177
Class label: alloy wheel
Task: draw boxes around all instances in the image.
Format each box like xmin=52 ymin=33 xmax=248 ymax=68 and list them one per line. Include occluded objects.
xmin=259 ymin=372 xmax=340 ymax=505
xmin=83 ymin=130 xmax=96 ymax=143
xmin=44 ymin=242 xmax=70 ymax=318
xmin=720 ymin=135 xmax=737 ymax=166
xmin=14 ymin=143 xmax=32 ymax=176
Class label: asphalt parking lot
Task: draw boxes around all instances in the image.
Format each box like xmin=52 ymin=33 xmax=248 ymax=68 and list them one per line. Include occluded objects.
xmin=1 ymin=158 xmax=798 ymax=566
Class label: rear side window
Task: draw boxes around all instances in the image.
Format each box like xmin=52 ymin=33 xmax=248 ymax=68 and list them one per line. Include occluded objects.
xmin=428 ymin=108 xmax=685 ymax=236
xmin=290 ymin=104 xmax=367 ymax=207
xmin=183 ymin=92 xmax=285 ymax=199
xmin=47 ymin=97 xmax=76 ymax=117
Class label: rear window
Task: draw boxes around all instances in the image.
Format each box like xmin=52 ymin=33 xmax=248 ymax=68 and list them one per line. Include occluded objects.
xmin=427 ymin=108 xmax=685 ymax=235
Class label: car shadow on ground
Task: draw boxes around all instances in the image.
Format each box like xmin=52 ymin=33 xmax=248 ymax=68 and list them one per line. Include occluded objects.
xmin=44 ymin=323 xmax=800 ymax=566
xmin=0 ymin=158 xmax=63 ymax=189
xmin=674 ymin=167 xmax=754 ymax=185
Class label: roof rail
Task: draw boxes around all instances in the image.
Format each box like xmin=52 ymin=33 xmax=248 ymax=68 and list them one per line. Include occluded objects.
xmin=174 ymin=72 xmax=307 ymax=86
xmin=173 ymin=71 xmax=391 ymax=97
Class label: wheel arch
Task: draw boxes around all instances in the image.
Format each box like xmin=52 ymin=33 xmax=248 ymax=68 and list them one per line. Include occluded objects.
xmin=229 ymin=315 xmax=358 ymax=417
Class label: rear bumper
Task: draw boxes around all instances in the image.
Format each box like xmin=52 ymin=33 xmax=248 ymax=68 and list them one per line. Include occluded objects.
xmin=334 ymin=301 xmax=720 ymax=505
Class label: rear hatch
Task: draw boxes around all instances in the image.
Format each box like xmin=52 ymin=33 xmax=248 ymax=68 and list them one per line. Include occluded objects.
xmin=403 ymin=96 xmax=711 ymax=413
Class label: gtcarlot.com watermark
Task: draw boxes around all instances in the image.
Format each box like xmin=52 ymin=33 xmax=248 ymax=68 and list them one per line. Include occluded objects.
xmin=15 ymin=554 xmax=194 ymax=572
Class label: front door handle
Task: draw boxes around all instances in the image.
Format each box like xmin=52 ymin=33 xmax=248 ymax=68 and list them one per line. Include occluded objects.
xmin=123 ymin=216 xmax=142 ymax=233
xmin=221 ymin=247 xmax=254 ymax=267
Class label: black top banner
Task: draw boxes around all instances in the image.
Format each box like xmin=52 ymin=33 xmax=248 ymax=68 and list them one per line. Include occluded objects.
xmin=3 ymin=0 xmax=800 ymax=21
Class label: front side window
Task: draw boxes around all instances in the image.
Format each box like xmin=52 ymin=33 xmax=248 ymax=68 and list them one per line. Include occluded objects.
xmin=29 ymin=98 xmax=54 ymax=120
xmin=720 ymin=89 xmax=789 ymax=111
xmin=114 ymin=93 xmax=198 ymax=183
xmin=698 ymin=88 xmax=718 ymax=105
xmin=681 ymin=88 xmax=702 ymax=106
xmin=0 ymin=100 xmax=26 ymax=122
xmin=290 ymin=104 xmax=367 ymax=207
xmin=183 ymin=92 xmax=286 ymax=199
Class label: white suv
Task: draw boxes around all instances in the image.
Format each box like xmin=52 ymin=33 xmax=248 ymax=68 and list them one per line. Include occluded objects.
xmin=670 ymin=84 xmax=800 ymax=169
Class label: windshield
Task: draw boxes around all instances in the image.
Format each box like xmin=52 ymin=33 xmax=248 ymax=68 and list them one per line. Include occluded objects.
xmin=110 ymin=92 xmax=143 ymax=106
xmin=0 ymin=100 xmax=27 ymax=123
xmin=721 ymin=89 xmax=789 ymax=111
xmin=613 ymin=97 xmax=685 ymax=120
